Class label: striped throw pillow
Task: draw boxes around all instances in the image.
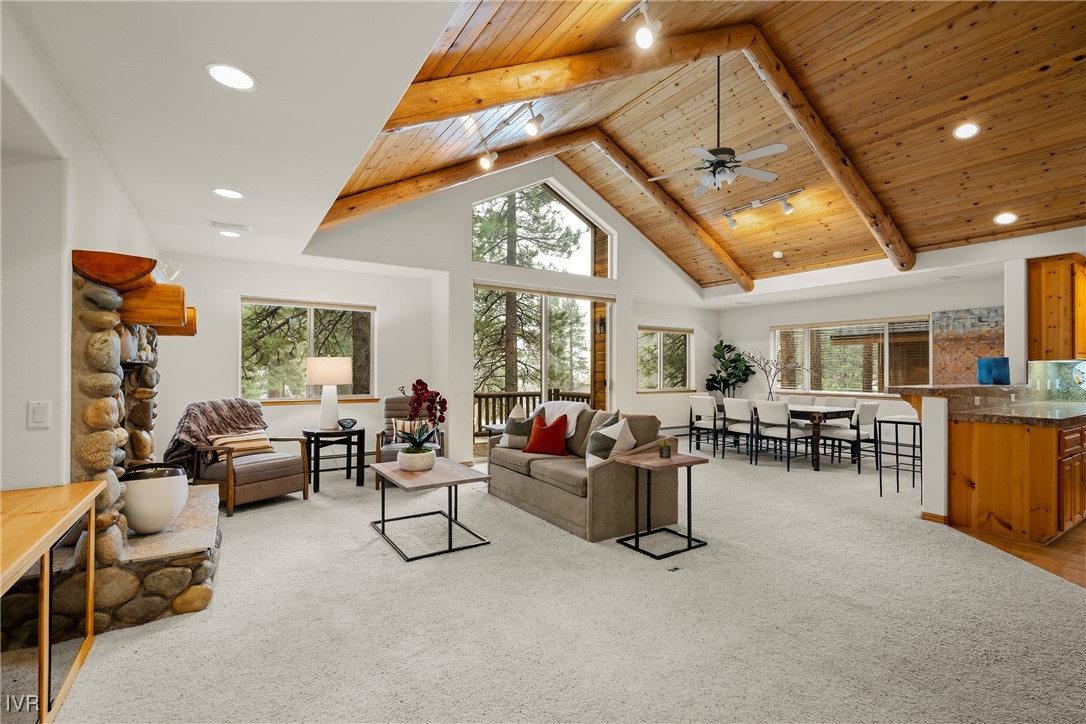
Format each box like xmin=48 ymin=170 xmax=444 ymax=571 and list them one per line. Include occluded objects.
xmin=208 ymin=430 xmax=274 ymax=461
xmin=394 ymin=419 xmax=424 ymax=437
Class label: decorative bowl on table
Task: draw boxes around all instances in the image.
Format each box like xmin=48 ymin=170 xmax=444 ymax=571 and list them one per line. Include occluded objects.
xmin=337 ymin=418 xmax=357 ymax=430
xmin=120 ymin=463 xmax=189 ymax=534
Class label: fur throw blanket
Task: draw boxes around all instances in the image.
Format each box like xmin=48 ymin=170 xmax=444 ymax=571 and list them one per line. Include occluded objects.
xmin=163 ymin=398 xmax=268 ymax=475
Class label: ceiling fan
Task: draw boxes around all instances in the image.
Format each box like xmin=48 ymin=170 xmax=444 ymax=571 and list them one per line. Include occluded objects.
xmin=648 ymin=56 xmax=787 ymax=197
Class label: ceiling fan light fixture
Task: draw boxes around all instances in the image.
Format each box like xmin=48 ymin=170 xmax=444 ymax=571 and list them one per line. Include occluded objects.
xmin=953 ymin=122 xmax=980 ymax=140
xmin=479 ymin=150 xmax=498 ymax=170
xmin=725 ymin=215 xmax=737 ymax=230
xmin=994 ymin=211 xmax=1018 ymax=225
xmin=780 ymin=198 xmax=794 ymax=215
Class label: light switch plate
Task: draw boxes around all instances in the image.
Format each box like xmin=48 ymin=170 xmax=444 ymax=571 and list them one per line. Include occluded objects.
xmin=27 ymin=401 xmax=50 ymax=429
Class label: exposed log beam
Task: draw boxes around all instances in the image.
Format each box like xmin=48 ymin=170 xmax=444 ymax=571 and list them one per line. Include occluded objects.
xmin=322 ymin=126 xmax=754 ymax=291
xmin=321 ymin=128 xmax=600 ymax=229
xmin=589 ymin=130 xmax=754 ymax=292
xmin=385 ymin=24 xmax=758 ymax=132
xmin=742 ymin=31 xmax=916 ymax=271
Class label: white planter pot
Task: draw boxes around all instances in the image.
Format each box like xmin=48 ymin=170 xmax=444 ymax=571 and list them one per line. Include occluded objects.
xmin=397 ymin=448 xmax=436 ymax=471
xmin=123 ymin=469 xmax=189 ymax=534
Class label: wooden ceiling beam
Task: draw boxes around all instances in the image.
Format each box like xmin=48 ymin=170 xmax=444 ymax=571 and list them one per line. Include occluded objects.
xmin=589 ymin=130 xmax=754 ymax=292
xmin=385 ymin=24 xmax=759 ymax=132
xmin=321 ymin=127 xmax=600 ymax=229
xmin=742 ymin=31 xmax=916 ymax=271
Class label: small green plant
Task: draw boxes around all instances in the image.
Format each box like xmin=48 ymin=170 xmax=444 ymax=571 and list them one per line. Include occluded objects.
xmin=705 ymin=342 xmax=754 ymax=397
xmin=659 ymin=440 xmax=672 ymax=449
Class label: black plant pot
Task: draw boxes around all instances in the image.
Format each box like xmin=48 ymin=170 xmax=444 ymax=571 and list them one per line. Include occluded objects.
xmin=659 ymin=446 xmax=672 ymax=459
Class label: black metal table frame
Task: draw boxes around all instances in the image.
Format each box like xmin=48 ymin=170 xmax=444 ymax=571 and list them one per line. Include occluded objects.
xmin=617 ymin=466 xmax=707 ymax=559
xmin=303 ymin=428 xmax=365 ymax=493
xmin=370 ymin=482 xmax=490 ymax=562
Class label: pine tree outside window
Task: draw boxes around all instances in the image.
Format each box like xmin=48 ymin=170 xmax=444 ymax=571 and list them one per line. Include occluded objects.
xmin=637 ymin=328 xmax=691 ymax=391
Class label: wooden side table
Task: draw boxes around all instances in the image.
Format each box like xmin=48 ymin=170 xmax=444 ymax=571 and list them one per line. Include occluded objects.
xmin=614 ymin=450 xmax=709 ymax=560
xmin=1 ymin=480 xmax=103 ymax=723
xmin=301 ymin=426 xmax=365 ymax=493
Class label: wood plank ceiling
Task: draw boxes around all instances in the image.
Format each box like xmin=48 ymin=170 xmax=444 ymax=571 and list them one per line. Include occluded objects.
xmin=329 ymin=1 xmax=1086 ymax=288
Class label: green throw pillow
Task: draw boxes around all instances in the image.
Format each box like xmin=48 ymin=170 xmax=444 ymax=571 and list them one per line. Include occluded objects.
xmin=586 ymin=415 xmax=636 ymax=468
xmin=499 ymin=416 xmax=534 ymax=450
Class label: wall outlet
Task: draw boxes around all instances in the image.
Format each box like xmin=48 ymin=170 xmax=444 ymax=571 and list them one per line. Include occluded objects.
xmin=1010 ymin=393 xmax=1016 ymax=402
xmin=26 ymin=401 xmax=50 ymax=429
xmin=973 ymin=396 xmax=980 ymax=406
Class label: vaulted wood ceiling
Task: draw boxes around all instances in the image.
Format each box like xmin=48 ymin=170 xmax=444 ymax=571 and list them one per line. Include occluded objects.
xmin=326 ymin=1 xmax=1086 ymax=289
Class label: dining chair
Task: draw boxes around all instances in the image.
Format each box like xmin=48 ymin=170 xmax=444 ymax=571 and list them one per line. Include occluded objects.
xmin=786 ymin=395 xmax=814 ymax=406
xmin=823 ymin=402 xmax=880 ymax=473
xmin=753 ymin=401 xmax=812 ymax=471
xmin=689 ymin=394 xmax=724 ymax=456
xmin=722 ymin=397 xmax=754 ymax=461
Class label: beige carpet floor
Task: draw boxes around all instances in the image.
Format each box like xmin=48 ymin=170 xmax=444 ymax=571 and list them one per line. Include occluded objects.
xmin=57 ymin=450 xmax=1085 ymax=723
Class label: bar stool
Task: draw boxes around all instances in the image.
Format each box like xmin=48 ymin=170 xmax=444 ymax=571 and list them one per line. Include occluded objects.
xmin=876 ymin=415 xmax=922 ymax=500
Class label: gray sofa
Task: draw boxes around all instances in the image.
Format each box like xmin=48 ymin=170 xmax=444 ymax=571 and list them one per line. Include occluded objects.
xmin=487 ymin=408 xmax=677 ymax=542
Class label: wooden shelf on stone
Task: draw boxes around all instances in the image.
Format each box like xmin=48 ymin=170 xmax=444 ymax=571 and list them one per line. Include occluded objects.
xmin=72 ymin=250 xmax=157 ymax=291
xmin=153 ymin=307 xmax=198 ymax=337
xmin=118 ymin=284 xmax=186 ymax=326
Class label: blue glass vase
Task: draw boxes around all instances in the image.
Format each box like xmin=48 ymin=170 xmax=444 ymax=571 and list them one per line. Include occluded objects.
xmin=978 ymin=357 xmax=1010 ymax=385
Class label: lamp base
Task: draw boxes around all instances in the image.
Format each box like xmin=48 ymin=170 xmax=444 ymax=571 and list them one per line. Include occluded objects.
xmin=318 ymin=385 xmax=340 ymax=430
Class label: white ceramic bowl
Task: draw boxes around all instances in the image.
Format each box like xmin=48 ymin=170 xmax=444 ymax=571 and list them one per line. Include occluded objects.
xmin=122 ymin=465 xmax=189 ymax=534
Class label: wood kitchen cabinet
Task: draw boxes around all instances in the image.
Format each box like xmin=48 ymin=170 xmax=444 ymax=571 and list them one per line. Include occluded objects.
xmin=1058 ymin=425 xmax=1085 ymax=532
xmin=1028 ymin=253 xmax=1086 ymax=361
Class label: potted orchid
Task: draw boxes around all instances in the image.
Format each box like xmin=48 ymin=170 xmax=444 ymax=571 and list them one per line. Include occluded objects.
xmin=396 ymin=379 xmax=448 ymax=471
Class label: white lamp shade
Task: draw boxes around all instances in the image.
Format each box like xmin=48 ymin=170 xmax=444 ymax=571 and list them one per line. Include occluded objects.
xmin=306 ymin=357 xmax=352 ymax=386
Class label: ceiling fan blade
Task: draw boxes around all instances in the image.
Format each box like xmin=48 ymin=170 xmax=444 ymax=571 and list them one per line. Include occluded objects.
xmin=734 ymin=165 xmax=779 ymax=182
xmin=647 ymin=166 xmax=704 ymax=182
xmin=687 ymin=147 xmax=719 ymax=163
xmin=734 ymin=143 xmax=788 ymax=162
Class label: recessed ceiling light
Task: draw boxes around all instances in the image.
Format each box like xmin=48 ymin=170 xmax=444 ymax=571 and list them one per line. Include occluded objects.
xmin=213 ymin=188 xmax=244 ymax=199
xmin=953 ymin=122 xmax=980 ymax=140
xmin=994 ymin=212 xmax=1018 ymax=225
xmin=772 ymin=250 xmax=785 ymax=259
xmin=218 ymin=230 xmax=241 ymax=238
xmin=206 ymin=64 xmax=256 ymax=91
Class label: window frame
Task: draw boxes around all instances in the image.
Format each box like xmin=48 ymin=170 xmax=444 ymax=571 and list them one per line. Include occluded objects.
xmin=470 ymin=182 xmax=612 ymax=279
xmin=636 ymin=326 xmax=694 ymax=394
xmin=239 ymin=296 xmax=378 ymax=404
xmin=770 ymin=315 xmax=932 ymax=395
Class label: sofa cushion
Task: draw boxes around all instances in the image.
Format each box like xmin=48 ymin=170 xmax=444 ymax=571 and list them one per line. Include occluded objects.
xmin=489 ymin=446 xmax=561 ymax=476
xmin=201 ymin=452 xmax=303 ymax=486
xmin=621 ymin=413 xmax=661 ymax=447
xmin=529 ymin=458 xmax=589 ymax=497
xmin=524 ymin=414 xmax=568 ymax=455
xmin=565 ymin=408 xmax=602 ymax=457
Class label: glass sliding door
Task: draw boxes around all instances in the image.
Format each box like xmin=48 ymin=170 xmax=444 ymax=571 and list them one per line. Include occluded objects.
xmin=546 ymin=296 xmax=592 ymax=396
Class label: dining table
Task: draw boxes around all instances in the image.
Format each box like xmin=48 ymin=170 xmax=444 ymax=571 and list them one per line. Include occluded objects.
xmin=785 ymin=404 xmax=856 ymax=471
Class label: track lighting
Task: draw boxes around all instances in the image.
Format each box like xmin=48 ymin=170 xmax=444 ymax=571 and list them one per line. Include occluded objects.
xmin=479 ymin=150 xmax=498 ymax=170
xmin=622 ymin=1 xmax=662 ymax=49
xmin=524 ymin=104 xmax=544 ymax=137
xmin=721 ymin=188 xmax=804 ymax=224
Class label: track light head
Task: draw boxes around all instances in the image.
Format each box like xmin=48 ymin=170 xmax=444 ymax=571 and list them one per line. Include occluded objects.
xmin=635 ymin=17 xmax=661 ymax=49
xmin=479 ymin=151 xmax=498 ymax=170
xmin=524 ymin=113 xmax=544 ymax=137
xmin=780 ymin=198 xmax=794 ymax=215
xmin=725 ymin=215 xmax=737 ymax=230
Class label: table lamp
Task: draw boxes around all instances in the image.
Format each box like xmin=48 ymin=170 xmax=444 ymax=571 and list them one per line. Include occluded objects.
xmin=306 ymin=357 xmax=352 ymax=430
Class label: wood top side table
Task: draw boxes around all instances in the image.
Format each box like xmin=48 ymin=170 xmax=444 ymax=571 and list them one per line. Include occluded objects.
xmin=614 ymin=451 xmax=709 ymax=560
xmin=1 ymin=480 xmax=104 ymax=723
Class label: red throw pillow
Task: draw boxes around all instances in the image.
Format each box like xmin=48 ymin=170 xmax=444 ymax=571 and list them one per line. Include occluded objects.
xmin=523 ymin=414 xmax=568 ymax=455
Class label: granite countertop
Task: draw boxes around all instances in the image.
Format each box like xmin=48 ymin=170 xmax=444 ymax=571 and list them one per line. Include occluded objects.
xmin=949 ymin=401 xmax=1086 ymax=427
xmin=886 ymin=384 xmax=1024 ymax=397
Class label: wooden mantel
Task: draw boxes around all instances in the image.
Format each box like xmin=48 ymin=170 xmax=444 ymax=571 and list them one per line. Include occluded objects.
xmin=72 ymin=251 xmax=196 ymax=334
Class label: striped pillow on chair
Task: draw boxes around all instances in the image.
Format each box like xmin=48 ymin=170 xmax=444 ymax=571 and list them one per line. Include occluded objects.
xmin=208 ymin=430 xmax=275 ymax=461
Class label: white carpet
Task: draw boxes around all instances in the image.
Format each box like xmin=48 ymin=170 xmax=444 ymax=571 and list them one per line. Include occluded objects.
xmin=59 ymin=451 xmax=1085 ymax=723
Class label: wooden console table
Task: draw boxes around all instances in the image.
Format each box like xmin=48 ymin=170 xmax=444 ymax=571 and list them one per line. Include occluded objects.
xmin=1 ymin=480 xmax=103 ymax=723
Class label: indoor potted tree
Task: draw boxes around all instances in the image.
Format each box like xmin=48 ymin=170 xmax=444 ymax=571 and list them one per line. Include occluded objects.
xmin=705 ymin=342 xmax=754 ymax=398
xmin=396 ymin=379 xmax=448 ymax=471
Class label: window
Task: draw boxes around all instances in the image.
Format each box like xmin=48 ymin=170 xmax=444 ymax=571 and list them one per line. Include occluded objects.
xmin=637 ymin=328 xmax=691 ymax=391
xmin=240 ymin=298 xmax=373 ymax=400
xmin=472 ymin=183 xmax=608 ymax=278
xmin=771 ymin=317 xmax=930 ymax=394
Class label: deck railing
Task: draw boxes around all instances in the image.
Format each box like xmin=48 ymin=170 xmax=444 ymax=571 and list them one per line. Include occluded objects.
xmin=474 ymin=389 xmax=593 ymax=435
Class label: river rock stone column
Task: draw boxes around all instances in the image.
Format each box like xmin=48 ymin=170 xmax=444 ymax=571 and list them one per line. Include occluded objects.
xmin=124 ymin=324 xmax=159 ymax=468
xmin=71 ymin=276 xmax=127 ymax=565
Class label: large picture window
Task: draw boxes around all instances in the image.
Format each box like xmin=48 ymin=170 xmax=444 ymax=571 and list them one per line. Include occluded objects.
xmin=240 ymin=298 xmax=374 ymax=400
xmin=771 ymin=317 xmax=930 ymax=394
xmin=637 ymin=328 xmax=691 ymax=391
xmin=472 ymin=183 xmax=608 ymax=278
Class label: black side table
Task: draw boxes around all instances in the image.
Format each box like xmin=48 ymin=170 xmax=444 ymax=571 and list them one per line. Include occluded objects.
xmin=301 ymin=427 xmax=365 ymax=493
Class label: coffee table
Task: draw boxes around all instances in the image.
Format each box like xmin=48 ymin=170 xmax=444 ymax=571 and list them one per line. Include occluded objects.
xmin=369 ymin=458 xmax=491 ymax=562
xmin=614 ymin=450 xmax=708 ymax=559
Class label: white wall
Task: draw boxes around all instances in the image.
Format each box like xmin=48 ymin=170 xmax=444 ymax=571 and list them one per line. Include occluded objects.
xmin=307 ymin=157 xmax=715 ymax=458
xmin=155 ymin=253 xmax=435 ymax=461
xmin=1 ymin=9 xmax=158 ymax=489
xmin=718 ymin=277 xmax=1005 ymax=397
